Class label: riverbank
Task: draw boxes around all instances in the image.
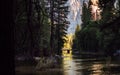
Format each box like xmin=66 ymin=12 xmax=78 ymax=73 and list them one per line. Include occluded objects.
xmin=15 ymin=65 xmax=64 ymax=75
xmin=15 ymin=56 xmax=63 ymax=75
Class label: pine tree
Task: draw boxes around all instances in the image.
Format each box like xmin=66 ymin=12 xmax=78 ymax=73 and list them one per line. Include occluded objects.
xmin=49 ymin=0 xmax=69 ymax=55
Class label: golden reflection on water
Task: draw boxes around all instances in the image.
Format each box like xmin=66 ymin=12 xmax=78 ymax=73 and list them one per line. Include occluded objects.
xmin=90 ymin=63 xmax=104 ymax=75
xmin=62 ymin=50 xmax=105 ymax=75
xmin=62 ymin=50 xmax=82 ymax=75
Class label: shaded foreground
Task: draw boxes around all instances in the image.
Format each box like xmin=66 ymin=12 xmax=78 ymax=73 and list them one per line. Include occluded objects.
xmin=16 ymin=53 xmax=120 ymax=75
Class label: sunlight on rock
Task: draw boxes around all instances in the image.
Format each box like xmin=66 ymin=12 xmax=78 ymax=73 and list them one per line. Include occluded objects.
xmin=90 ymin=0 xmax=102 ymax=21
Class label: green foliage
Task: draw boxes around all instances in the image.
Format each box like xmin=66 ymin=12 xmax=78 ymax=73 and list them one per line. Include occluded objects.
xmin=75 ymin=22 xmax=99 ymax=52
xmin=81 ymin=2 xmax=91 ymax=28
xmin=99 ymin=0 xmax=116 ymax=23
xmin=50 ymin=0 xmax=69 ymax=55
xmin=72 ymin=0 xmax=120 ymax=56
xmin=14 ymin=0 xmax=51 ymax=57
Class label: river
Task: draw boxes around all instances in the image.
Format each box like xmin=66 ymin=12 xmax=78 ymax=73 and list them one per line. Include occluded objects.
xmin=16 ymin=50 xmax=120 ymax=75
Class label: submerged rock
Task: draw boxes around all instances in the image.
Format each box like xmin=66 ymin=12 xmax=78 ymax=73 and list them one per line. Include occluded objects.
xmin=35 ymin=56 xmax=62 ymax=70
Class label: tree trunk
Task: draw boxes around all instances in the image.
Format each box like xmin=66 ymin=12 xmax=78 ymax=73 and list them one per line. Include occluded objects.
xmin=50 ymin=0 xmax=54 ymax=56
xmin=26 ymin=0 xmax=34 ymax=60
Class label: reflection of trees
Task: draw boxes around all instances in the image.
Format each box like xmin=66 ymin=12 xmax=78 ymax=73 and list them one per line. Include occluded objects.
xmin=80 ymin=59 xmax=120 ymax=75
xmin=80 ymin=61 xmax=105 ymax=75
xmin=90 ymin=63 xmax=104 ymax=75
xmin=62 ymin=52 xmax=83 ymax=75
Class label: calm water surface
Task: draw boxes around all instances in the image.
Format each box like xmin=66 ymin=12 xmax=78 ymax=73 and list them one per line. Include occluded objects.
xmin=16 ymin=51 xmax=120 ymax=75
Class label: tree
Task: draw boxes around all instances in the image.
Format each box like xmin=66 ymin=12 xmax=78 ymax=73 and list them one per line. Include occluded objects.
xmin=14 ymin=0 xmax=51 ymax=60
xmin=49 ymin=0 xmax=69 ymax=55
xmin=72 ymin=24 xmax=80 ymax=50
xmin=81 ymin=1 xmax=91 ymax=28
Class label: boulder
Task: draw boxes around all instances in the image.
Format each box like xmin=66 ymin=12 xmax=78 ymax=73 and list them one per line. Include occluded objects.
xmin=35 ymin=56 xmax=59 ymax=70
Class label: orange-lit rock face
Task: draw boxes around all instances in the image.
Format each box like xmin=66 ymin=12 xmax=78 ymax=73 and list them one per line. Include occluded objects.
xmin=91 ymin=0 xmax=98 ymax=5
xmin=90 ymin=0 xmax=101 ymax=21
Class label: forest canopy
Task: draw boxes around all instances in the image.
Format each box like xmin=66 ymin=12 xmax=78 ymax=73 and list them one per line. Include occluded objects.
xmin=72 ymin=0 xmax=120 ymax=56
xmin=14 ymin=0 xmax=69 ymax=61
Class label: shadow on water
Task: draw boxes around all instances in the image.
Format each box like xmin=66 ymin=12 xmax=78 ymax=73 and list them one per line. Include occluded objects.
xmin=16 ymin=50 xmax=120 ymax=75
